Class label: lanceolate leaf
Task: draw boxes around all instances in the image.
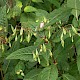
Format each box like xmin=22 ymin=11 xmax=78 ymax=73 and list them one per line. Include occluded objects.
xmin=71 ymin=9 xmax=80 ymax=20
xmin=75 ymin=38 xmax=80 ymax=73
xmin=6 ymin=46 xmax=37 ymax=61
xmin=63 ymin=74 xmax=76 ymax=80
xmin=23 ymin=69 xmax=41 ymax=80
xmin=77 ymin=56 xmax=80 ymax=74
xmin=47 ymin=0 xmax=60 ymax=8
xmin=75 ymin=38 xmax=80 ymax=56
xmin=37 ymin=64 xmax=58 ymax=80
xmin=72 ymin=17 xmax=79 ymax=28
xmin=20 ymin=13 xmax=37 ymax=30
xmin=44 ymin=7 xmax=71 ymax=28
xmin=67 ymin=0 xmax=80 ymax=20
xmin=0 ymin=6 xmax=8 ymax=27
xmin=15 ymin=61 xmax=25 ymax=74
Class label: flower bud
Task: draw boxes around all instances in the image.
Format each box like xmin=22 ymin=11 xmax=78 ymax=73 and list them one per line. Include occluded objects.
xmin=60 ymin=32 xmax=63 ymax=40
xmin=40 ymin=22 xmax=44 ymax=28
xmin=43 ymin=43 xmax=46 ymax=52
xmin=16 ymin=71 xmax=20 ymax=75
xmin=61 ymin=39 xmax=64 ymax=47
xmin=40 ymin=45 xmax=42 ymax=52
xmin=2 ymin=43 xmax=4 ymax=52
xmin=20 ymin=27 xmax=23 ymax=35
xmin=9 ymin=39 xmax=11 ymax=47
xmin=48 ymin=30 xmax=51 ymax=39
xmin=36 ymin=49 xmax=39 ymax=57
xmin=33 ymin=52 xmax=37 ymax=61
xmin=27 ymin=33 xmax=31 ymax=43
xmin=47 ymin=61 xmax=49 ymax=66
xmin=19 ymin=70 xmax=23 ymax=72
xmin=63 ymin=28 xmax=66 ymax=35
xmin=13 ymin=27 xmax=16 ymax=35
xmin=69 ymin=30 xmax=71 ymax=37
xmin=21 ymin=72 xmax=24 ymax=76
xmin=38 ymin=57 xmax=40 ymax=64
xmin=72 ymin=25 xmax=77 ymax=34
xmin=49 ymin=50 xmax=52 ymax=57
xmin=11 ymin=25 xmax=14 ymax=32
xmin=15 ymin=34 xmax=17 ymax=41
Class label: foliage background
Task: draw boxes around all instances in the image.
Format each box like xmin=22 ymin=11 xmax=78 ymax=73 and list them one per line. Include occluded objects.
xmin=0 ymin=0 xmax=80 ymax=80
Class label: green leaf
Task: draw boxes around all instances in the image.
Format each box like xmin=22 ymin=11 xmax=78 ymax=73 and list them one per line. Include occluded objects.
xmin=26 ymin=62 xmax=37 ymax=69
xmin=67 ymin=0 xmax=80 ymax=20
xmin=0 ymin=0 xmax=6 ymax=6
xmin=47 ymin=0 xmax=60 ymax=8
xmin=6 ymin=46 xmax=37 ymax=61
xmin=71 ymin=9 xmax=80 ymax=20
xmin=79 ymin=18 xmax=80 ymax=26
xmin=7 ymin=0 xmax=22 ymax=19
xmin=75 ymin=38 xmax=80 ymax=56
xmin=57 ymin=77 xmax=62 ymax=80
xmin=32 ymin=0 xmax=43 ymax=3
xmin=0 ymin=6 xmax=8 ymax=27
xmin=68 ymin=62 xmax=80 ymax=79
xmin=34 ymin=38 xmax=44 ymax=46
xmin=40 ymin=56 xmax=49 ymax=67
xmin=44 ymin=7 xmax=71 ymax=28
xmin=77 ymin=56 xmax=80 ymax=74
xmin=63 ymin=74 xmax=76 ymax=80
xmin=67 ymin=0 xmax=80 ymax=10
xmin=40 ymin=50 xmax=50 ymax=67
xmin=37 ymin=64 xmax=58 ymax=80
xmin=35 ymin=9 xmax=49 ymax=22
xmin=15 ymin=61 xmax=25 ymax=74
xmin=59 ymin=61 xmax=69 ymax=71
xmin=23 ymin=69 xmax=41 ymax=80
xmin=20 ymin=13 xmax=37 ymax=30
xmin=24 ymin=6 xmax=37 ymax=12
xmin=53 ymin=38 xmax=74 ymax=62
xmin=72 ymin=17 xmax=79 ymax=28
